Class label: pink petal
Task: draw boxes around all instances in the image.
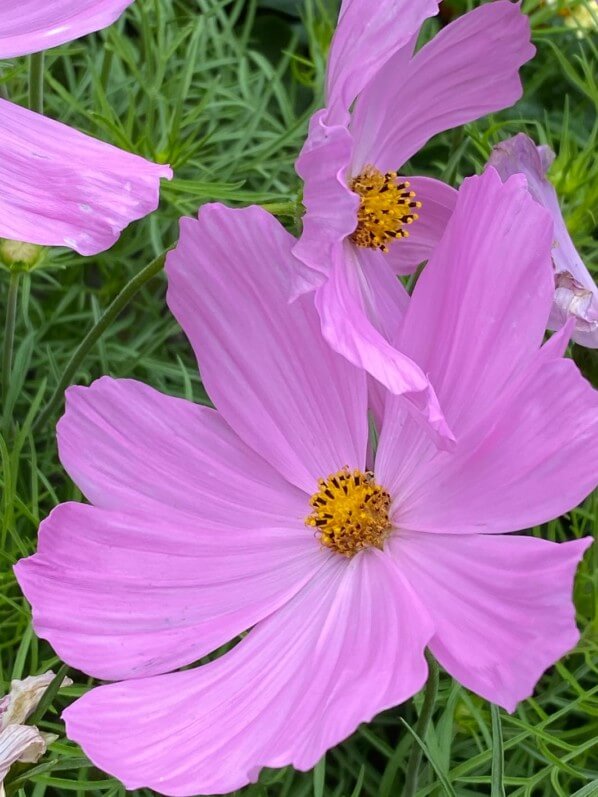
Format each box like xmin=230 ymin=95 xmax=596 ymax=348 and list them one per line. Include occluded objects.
xmin=354 ymin=247 xmax=410 ymax=342
xmin=15 ymin=502 xmax=322 ymax=681
xmin=391 ymin=327 xmax=598 ymax=534
xmin=63 ymin=552 xmax=433 ymax=795
xmin=383 ymin=177 xmax=458 ymax=276
xmin=377 ymin=167 xmax=554 ymax=476
xmin=0 ymin=99 xmax=172 ymax=256
xmin=315 ymin=245 xmax=453 ymax=445
xmin=489 ymin=133 xmax=598 ymax=347
xmin=166 ymin=204 xmax=368 ymax=494
xmin=57 ymin=377 xmax=306 ymax=526
xmin=0 ymin=1 xmax=134 ymax=58
xmin=351 ymin=1 xmax=534 ymax=171
xmin=292 ymin=110 xmax=357 ymax=293
xmin=325 ymin=0 xmax=439 ymax=124
xmin=377 ymin=171 xmax=598 ymax=531
xmin=392 ymin=532 xmax=592 ymax=711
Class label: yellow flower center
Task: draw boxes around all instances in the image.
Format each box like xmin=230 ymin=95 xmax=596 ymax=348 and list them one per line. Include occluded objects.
xmin=349 ymin=166 xmax=421 ymax=253
xmin=306 ymin=467 xmax=392 ymax=557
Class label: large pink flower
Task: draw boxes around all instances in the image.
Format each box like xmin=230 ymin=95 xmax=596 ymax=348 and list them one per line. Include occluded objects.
xmin=0 ymin=99 xmax=172 ymax=256
xmin=293 ymin=0 xmax=535 ymax=431
xmin=489 ymin=132 xmax=598 ymax=348
xmin=0 ymin=1 xmax=135 ymax=58
xmin=15 ymin=169 xmax=597 ymax=796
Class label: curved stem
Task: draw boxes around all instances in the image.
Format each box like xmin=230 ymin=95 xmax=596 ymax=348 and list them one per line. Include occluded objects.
xmin=403 ymin=651 xmax=440 ymax=797
xmin=34 ymin=251 xmax=167 ymax=432
xmin=28 ymin=52 xmax=44 ymax=113
xmin=2 ymin=271 xmax=21 ymax=406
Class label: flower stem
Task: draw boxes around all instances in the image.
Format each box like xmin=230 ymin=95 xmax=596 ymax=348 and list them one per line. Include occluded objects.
xmin=2 ymin=270 xmax=21 ymax=406
xmin=34 ymin=250 xmax=168 ymax=432
xmin=403 ymin=651 xmax=440 ymax=797
xmin=260 ymin=200 xmax=299 ymax=217
xmin=28 ymin=52 xmax=44 ymax=113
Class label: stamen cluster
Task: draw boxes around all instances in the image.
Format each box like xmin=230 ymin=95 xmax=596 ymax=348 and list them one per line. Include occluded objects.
xmin=349 ymin=166 xmax=421 ymax=253
xmin=306 ymin=467 xmax=392 ymax=557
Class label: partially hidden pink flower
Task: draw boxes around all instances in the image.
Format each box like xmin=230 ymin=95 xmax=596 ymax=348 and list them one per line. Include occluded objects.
xmin=15 ymin=169 xmax=598 ymax=796
xmin=293 ymin=0 xmax=535 ymax=438
xmin=0 ymin=671 xmax=72 ymax=795
xmin=0 ymin=1 xmax=135 ymax=59
xmin=0 ymin=99 xmax=172 ymax=256
xmin=489 ymin=132 xmax=598 ymax=348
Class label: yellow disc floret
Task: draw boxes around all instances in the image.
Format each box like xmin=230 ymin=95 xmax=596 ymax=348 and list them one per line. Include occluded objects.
xmin=349 ymin=166 xmax=421 ymax=253
xmin=306 ymin=467 xmax=392 ymax=557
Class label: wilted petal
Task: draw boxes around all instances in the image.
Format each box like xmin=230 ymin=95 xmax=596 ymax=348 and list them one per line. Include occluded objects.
xmin=0 ymin=99 xmax=172 ymax=256
xmin=0 ymin=725 xmax=48 ymax=785
xmin=0 ymin=1 xmax=135 ymax=58
xmin=63 ymin=552 xmax=432 ymax=795
xmin=0 ymin=671 xmax=72 ymax=728
xmin=392 ymin=532 xmax=592 ymax=711
xmin=325 ymin=0 xmax=439 ymax=124
xmin=489 ymin=132 xmax=598 ymax=347
xmin=552 ymin=272 xmax=598 ymax=340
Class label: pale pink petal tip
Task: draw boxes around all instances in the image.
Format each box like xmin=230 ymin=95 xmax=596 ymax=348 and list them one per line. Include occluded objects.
xmin=0 ymin=1 xmax=135 ymax=58
xmin=489 ymin=133 xmax=598 ymax=348
xmin=0 ymin=99 xmax=173 ymax=256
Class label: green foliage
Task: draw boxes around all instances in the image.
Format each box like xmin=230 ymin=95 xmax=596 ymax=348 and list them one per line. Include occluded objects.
xmin=0 ymin=0 xmax=597 ymax=795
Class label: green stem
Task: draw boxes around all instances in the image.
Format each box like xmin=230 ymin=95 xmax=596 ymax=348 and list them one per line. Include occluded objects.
xmin=34 ymin=251 xmax=167 ymax=432
xmin=403 ymin=652 xmax=440 ymax=797
xmin=260 ymin=200 xmax=298 ymax=217
xmin=100 ymin=47 xmax=114 ymax=90
xmin=28 ymin=52 xmax=44 ymax=113
xmin=2 ymin=271 xmax=21 ymax=406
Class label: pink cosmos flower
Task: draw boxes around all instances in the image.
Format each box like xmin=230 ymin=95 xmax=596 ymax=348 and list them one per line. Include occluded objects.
xmin=0 ymin=1 xmax=135 ymax=59
xmin=293 ymin=0 xmax=535 ymax=437
xmin=489 ymin=132 xmax=598 ymax=348
xmin=15 ymin=169 xmax=598 ymax=796
xmin=0 ymin=99 xmax=172 ymax=256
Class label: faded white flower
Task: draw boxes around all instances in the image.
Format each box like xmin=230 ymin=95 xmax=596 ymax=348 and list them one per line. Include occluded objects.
xmin=0 ymin=671 xmax=72 ymax=795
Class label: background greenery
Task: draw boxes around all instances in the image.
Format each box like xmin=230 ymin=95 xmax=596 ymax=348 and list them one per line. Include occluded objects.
xmin=0 ymin=0 xmax=597 ymax=794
